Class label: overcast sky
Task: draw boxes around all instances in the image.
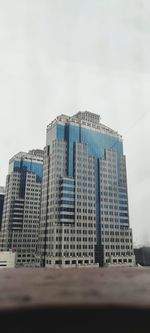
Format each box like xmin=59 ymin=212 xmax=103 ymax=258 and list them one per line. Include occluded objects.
xmin=0 ymin=0 xmax=150 ymax=246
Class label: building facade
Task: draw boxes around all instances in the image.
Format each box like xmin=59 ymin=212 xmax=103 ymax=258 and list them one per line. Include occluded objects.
xmin=0 ymin=150 xmax=43 ymax=266
xmin=0 ymin=186 xmax=5 ymax=231
xmin=37 ymin=111 xmax=134 ymax=267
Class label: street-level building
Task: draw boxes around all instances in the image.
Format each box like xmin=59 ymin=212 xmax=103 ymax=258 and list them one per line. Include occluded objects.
xmin=0 ymin=150 xmax=43 ymax=266
xmin=36 ymin=111 xmax=134 ymax=267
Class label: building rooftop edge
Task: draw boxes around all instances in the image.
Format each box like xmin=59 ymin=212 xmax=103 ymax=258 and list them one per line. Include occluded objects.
xmin=9 ymin=150 xmax=44 ymax=164
xmin=47 ymin=111 xmax=122 ymax=140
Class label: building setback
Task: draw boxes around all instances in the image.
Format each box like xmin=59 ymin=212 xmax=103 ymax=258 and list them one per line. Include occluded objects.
xmin=36 ymin=111 xmax=134 ymax=267
xmin=0 ymin=150 xmax=43 ymax=266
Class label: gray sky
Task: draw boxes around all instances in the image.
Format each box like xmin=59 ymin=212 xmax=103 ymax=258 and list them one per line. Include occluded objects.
xmin=0 ymin=0 xmax=150 ymax=246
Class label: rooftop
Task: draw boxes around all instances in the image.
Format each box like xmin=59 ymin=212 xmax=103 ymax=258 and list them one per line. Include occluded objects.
xmin=9 ymin=150 xmax=44 ymax=165
xmin=47 ymin=111 xmax=122 ymax=140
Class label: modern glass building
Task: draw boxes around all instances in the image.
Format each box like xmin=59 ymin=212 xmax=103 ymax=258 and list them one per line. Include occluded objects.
xmin=37 ymin=111 xmax=134 ymax=267
xmin=0 ymin=150 xmax=43 ymax=266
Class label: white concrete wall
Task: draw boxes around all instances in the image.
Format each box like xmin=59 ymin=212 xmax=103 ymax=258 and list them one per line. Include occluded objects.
xmin=0 ymin=251 xmax=16 ymax=268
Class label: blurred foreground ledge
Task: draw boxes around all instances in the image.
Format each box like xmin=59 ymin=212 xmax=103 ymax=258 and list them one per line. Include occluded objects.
xmin=0 ymin=267 xmax=150 ymax=333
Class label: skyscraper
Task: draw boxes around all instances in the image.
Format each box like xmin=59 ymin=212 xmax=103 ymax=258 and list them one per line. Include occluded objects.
xmin=0 ymin=150 xmax=43 ymax=266
xmin=37 ymin=111 xmax=134 ymax=267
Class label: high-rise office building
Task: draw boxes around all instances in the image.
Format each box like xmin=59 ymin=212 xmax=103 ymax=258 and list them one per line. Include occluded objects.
xmin=0 ymin=186 xmax=5 ymax=231
xmin=37 ymin=111 xmax=134 ymax=267
xmin=0 ymin=150 xmax=43 ymax=266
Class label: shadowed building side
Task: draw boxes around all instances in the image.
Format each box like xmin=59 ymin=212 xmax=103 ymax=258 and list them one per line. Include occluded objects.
xmin=0 ymin=186 xmax=5 ymax=231
xmin=134 ymin=247 xmax=150 ymax=266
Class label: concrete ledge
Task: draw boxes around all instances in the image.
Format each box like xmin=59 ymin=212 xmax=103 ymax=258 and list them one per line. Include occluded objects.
xmin=1 ymin=305 xmax=150 ymax=333
xmin=0 ymin=267 xmax=150 ymax=332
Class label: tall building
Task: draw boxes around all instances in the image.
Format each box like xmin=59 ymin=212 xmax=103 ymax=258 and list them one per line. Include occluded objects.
xmin=0 ymin=150 xmax=43 ymax=266
xmin=37 ymin=111 xmax=134 ymax=267
xmin=0 ymin=186 xmax=5 ymax=231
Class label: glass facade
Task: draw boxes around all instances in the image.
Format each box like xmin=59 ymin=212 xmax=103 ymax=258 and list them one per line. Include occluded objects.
xmin=39 ymin=111 xmax=134 ymax=267
xmin=57 ymin=123 xmax=123 ymax=177
xmin=56 ymin=123 xmax=126 ymax=248
xmin=14 ymin=159 xmax=43 ymax=183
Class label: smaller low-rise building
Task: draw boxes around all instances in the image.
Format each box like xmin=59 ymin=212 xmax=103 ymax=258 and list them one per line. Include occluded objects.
xmin=134 ymin=247 xmax=150 ymax=266
xmin=0 ymin=251 xmax=16 ymax=268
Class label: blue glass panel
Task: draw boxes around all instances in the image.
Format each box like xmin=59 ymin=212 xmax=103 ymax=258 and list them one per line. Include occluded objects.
xmin=63 ymin=179 xmax=75 ymax=185
xmin=119 ymin=200 xmax=128 ymax=205
xmin=81 ymin=127 xmax=123 ymax=158
xmin=119 ymin=194 xmax=127 ymax=199
xmin=14 ymin=159 xmax=43 ymax=183
xmin=119 ymin=206 xmax=128 ymax=211
xmin=118 ymin=188 xmax=127 ymax=193
xmin=14 ymin=160 xmax=21 ymax=171
xmin=119 ymin=212 xmax=128 ymax=217
xmin=65 ymin=124 xmax=80 ymax=177
xmin=120 ymin=219 xmax=129 ymax=223
xmin=58 ymin=123 xmax=123 ymax=178
xmin=62 ymin=193 xmax=75 ymax=199
xmin=62 ymin=186 xmax=75 ymax=192
xmin=57 ymin=124 xmax=65 ymax=140
xmin=23 ymin=160 xmax=43 ymax=182
xmin=60 ymin=200 xmax=75 ymax=205
xmin=31 ymin=163 xmax=43 ymax=182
